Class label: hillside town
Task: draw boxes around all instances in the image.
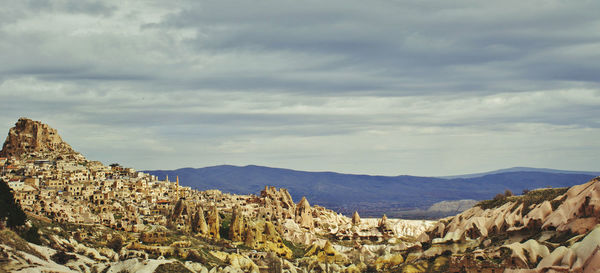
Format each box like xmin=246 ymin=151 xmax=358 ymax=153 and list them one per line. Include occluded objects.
xmin=1 ymin=118 xmax=437 ymax=273
xmin=1 ymin=118 xmax=430 ymax=235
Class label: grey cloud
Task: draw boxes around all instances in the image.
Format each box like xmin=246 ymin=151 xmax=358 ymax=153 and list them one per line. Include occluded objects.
xmin=1 ymin=0 xmax=600 ymax=175
xmin=27 ymin=0 xmax=116 ymax=16
xmin=39 ymin=72 xmax=153 ymax=82
xmin=5 ymin=0 xmax=599 ymax=96
xmin=141 ymin=0 xmax=600 ymax=95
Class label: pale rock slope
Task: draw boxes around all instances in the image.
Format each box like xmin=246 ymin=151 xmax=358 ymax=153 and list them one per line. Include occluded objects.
xmin=419 ymin=177 xmax=600 ymax=272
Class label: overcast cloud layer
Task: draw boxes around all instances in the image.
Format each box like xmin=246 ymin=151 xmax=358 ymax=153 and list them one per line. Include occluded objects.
xmin=1 ymin=0 xmax=599 ymax=176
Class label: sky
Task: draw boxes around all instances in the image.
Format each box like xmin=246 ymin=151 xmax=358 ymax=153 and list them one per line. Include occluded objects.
xmin=1 ymin=0 xmax=599 ymax=176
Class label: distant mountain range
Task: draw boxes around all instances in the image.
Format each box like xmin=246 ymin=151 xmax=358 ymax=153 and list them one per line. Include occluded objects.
xmin=145 ymin=165 xmax=599 ymax=218
xmin=439 ymin=166 xmax=600 ymax=179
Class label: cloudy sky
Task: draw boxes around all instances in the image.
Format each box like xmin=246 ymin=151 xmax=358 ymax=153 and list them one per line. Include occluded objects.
xmin=1 ymin=0 xmax=599 ymax=176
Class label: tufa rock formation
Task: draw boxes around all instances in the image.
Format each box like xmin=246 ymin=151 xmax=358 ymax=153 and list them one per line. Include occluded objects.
xmin=304 ymin=240 xmax=349 ymax=265
xmin=168 ymin=199 xmax=192 ymax=232
xmin=352 ymin=211 xmax=361 ymax=226
xmin=378 ymin=214 xmax=393 ymax=235
xmin=227 ymin=205 xmax=293 ymax=258
xmin=229 ymin=205 xmax=245 ymax=242
xmin=192 ymin=206 xmax=208 ymax=235
xmin=295 ymin=196 xmax=314 ymax=229
xmin=240 ymin=221 xmax=293 ymax=258
xmin=259 ymin=186 xmax=296 ymax=220
xmin=168 ymin=199 xmax=209 ymax=236
xmin=207 ymin=206 xmax=220 ymax=239
xmin=0 ymin=117 xmax=76 ymax=158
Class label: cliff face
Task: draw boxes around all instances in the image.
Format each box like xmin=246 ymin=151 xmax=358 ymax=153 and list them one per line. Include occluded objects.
xmin=423 ymin=177 xmax=600 ymax=244
xmin=0 ymin=118 xmax=75 ymax=158
xmin=418 ymin=177 xmax=600 ymax=272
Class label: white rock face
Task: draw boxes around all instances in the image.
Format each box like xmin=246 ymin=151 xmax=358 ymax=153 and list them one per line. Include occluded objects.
xmin=361 ymin=218 xmax=436 ymax=238
xmin=422 ymin=177 xmax=600 ymax=272
xmin=542 ymin=178 xmax=600 ymax=233
xmin=425 ymin=177 xmax=600 ymax=245
xmin=505 ymin=224 xmax=600 ymax=273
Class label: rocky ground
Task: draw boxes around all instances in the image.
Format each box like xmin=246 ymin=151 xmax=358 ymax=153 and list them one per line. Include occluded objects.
xmin=414 ymin=178 xmax=600 ymax=272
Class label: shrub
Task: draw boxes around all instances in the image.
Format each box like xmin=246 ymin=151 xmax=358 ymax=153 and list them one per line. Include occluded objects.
xmin=0 ymin=179 xmax=27 ymax=228
xmin=154 ymin=262 xmax=193 ymax=273
xmin=107 ymin=236 xmax=124 ymax=252
xmin=477 ymin=192 xmax=512 ymax=210
xmin=283 ymin=239 xmax=307 ymax=258
xmin=219 ymin=214 xmax=231 ymax=240
xmin=51 ymin=251 xmax=77 ymax=264
xmin=185 ymin=250 xmax=209 ymax=263
xmin=477 ymin=187 xmax=568 ymax=213
xmin=22 ymin=226 xmax=41 ymax=244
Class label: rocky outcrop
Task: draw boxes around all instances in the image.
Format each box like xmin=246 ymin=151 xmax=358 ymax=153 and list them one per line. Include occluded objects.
xmin=168 ymin=199 xmax=192 ymax=232
xmin=1 ymin=118 xmax=76 ymax=158
xmin=229 ymin=215 xmax=293 ymax=258
xmin=352 ymin=211 xmax=360 ymax=226
xmin=207 ymin=206 xmax=220 ymax=239
xmin=229 ymin=205 xmax=245 ymax=242
xmin=424 ymin=177 xmax=600 ymax=245
xmin=279 ymin=219 xmax=320 ymax=245
xmin=0 ymin=228 xmax=210 ymax=273
xmin=374 ymin=253 xmax=405 ymax=272
xmin=542 ymin=177 xmax=600 ymax=233
xmin=378 ymin=214 xmax=393 ymax=235
xmin=259 ymin=186 xmax=296 ymax=221
xmin=169 ymin=199 xmax=209 ymax=236
xmin=336 ymin=217 xmax=435 ymax=243
xmin=427 ymin=199 xmax=477 ymax=213
xmin=295 ymin=197 xmax=314 ymax=229
xmin=417 ymin=177 xmax=600 ymax=272
xmin=530 ymin=225 xmax=600 ymax=272
xmin=210 ymin=251 xmax=261 ymax=273
xmin=500 ymin=225 xmax=600 ymax=272
xmin=239 ymin=220 xmax=293 ymax=259
xmin=192 ymin=206 xmax=208 ymax=235
xmin=303 ymin=240 xmax=349 ymax=265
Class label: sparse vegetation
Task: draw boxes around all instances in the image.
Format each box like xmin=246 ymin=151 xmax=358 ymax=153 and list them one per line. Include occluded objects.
xmin=219 ymin=213 xmax=232 ymax=240
xmin=185 ymin=249 xmax=208 ymax=263
xmin=283 ymin=239 xmax=307 ymax=258
xmin=477 ymin=193 xmax=512 ymax=210
xmin=182 ymin=249 xmax=224 ymax=268
xmin=548 ymin=229 xmax=578 ymax=246
xmin=551 ymin=195 xmax=568 ymax=210
xmin=21 ymin=225 xmax=41 ymax=244
xmin=154 ymin=262 xmax=194 ymax=273
xmin=107 ymin=236 xmax=124 ymax=252
xmin=0 ymin=229 xmax=45 ymax=260
xmin=477 ymin=187 xmax=569 ymax=213
xmin=51 ymin=251 xmax=77 ymax=264
xmin=520 ymin=188 xmax=568 ymax=215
